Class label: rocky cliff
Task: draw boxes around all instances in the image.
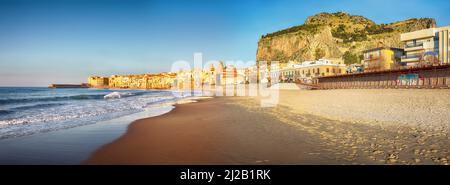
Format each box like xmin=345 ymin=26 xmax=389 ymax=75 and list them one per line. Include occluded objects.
xmin=256 ymin=12 xmax=436 ymax=64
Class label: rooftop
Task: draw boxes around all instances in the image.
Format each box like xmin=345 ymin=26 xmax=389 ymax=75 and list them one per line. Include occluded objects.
xmin=400 ymin=26 xmax=450 ymax=41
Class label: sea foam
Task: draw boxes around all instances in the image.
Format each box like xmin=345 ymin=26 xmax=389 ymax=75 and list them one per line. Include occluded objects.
xmin=104 ymin=92 xmax=134 ymax=99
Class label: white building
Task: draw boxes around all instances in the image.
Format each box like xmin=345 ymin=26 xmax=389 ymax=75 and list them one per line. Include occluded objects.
xmin=271 ymin=59 xmax=347 ymax=83
xmin=400 ymin=26 xmax=450 ymax=65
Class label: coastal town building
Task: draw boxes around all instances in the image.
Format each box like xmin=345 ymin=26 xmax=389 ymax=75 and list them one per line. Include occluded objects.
xmin=145 ymin=73 xmax=177 ymax=89
xmin=256 ymin=64 xmax=270 ymax=83
xmin=173 ymin=62 xmax=250 ymax=90
xmin=88 ymin=76 xmax=109 ymax=88
xmin=246 ymin=65 xmax=259 ymax=83
xmin=363 ymin=47 xmax=404 ymax=72
xmin=207 ymin=64 xmax=216 ymax=86
xmin=271 ymin=59 xmax=346 ymax=83
xmin=90 ymin=73 xmax=176 ymax=89
xmin=235 ymin=68 xmax=247 ymax=84
xmin=400 ymin=26 xmax=450 ymax=65
xmin=438 ymin=27 xmax=450 ymax=64
xmin=221 ymin=65 xmax=238 ymax=85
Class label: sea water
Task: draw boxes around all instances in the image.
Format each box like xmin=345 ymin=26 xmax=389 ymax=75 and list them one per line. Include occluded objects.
xmin=0 ymin=87 xmax=196 ymax=139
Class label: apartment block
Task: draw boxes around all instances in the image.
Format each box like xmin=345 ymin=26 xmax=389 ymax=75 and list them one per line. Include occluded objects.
xmin=400 ymin=26 xmax=450 ymax=65
xmin=438 ymin=27 xmax=449 ymax=64
xmin=363 ymin=47 xmax=404 ymax=72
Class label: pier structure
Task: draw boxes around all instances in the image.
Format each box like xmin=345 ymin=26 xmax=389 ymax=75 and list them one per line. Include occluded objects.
xmin=49 ymin=84 xmax=89 ymax=88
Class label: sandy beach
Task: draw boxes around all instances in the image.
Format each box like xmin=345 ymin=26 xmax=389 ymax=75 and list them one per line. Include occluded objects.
xmin=85 ymin=97 xmax=342 ymax=164
xmin=85 ymin=88 xmax=450 ymax=165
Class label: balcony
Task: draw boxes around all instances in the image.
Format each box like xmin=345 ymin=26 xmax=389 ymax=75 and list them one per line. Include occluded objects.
xmin=402 ymin=54 xmax=422 ymax=59
xmin=364 ymin=56 xmax=381 ymax=61
xmin=404 ymin=42 xmax=426 ymax=52
xmin=405 ymin=42 xmax=424 ymax=48
xmin=401 ymin=54 xmax=421 ymax=63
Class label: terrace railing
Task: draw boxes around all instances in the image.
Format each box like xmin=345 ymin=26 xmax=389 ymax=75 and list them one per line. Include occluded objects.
xmin=405 ymin=42 xmax=424 ymax=48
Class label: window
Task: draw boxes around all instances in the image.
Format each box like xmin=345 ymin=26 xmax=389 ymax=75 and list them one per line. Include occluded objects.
xmin=326 ymin=68 xmax=329 ymax=73
xmin=317 ymin=68 xmax=320 ymax=74
xmin=332 ymin=69 xmax=335 ymax=73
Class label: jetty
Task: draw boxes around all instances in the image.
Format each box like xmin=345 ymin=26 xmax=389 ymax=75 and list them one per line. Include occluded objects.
xmin=48 ymin=83 xmax=89 ymax=88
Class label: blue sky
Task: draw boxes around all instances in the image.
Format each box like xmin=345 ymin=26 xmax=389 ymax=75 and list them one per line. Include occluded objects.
xmin=0 ymin=0 xmax=449 ymax=86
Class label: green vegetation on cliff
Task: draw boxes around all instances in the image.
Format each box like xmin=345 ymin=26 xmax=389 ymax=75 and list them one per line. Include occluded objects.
xmin=331 ymin=23 xmax=395 ymax=43
xmin=343 ymin=51 xmax=363 ymax=65
xmin=256 ymin=12 xmax=436 ymax=64
xmin=261 ymin=24 xmax=321 ymax=38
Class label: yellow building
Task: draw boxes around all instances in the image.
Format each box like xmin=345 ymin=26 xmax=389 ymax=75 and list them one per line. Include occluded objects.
xmin=106 ymin=73 xmax=176 ymax=89
xmin=108 ymin=75 xmax=127 ymax=88
xmin=363 ymin=47 xmax=404 ymax=72
xmin=88 ymin=76 xmax=109 ymax=88
xmin=146 ymin=73 xmax=177 ymax=89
